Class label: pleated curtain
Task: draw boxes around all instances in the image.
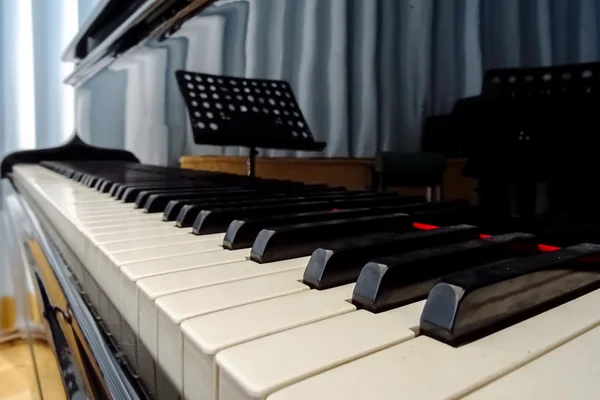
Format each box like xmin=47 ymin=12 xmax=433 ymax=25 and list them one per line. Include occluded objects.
xmin=0 ymin=0 xmax=98 ymax=342
xmin=116 ymin=0 xmax=600 ymax=164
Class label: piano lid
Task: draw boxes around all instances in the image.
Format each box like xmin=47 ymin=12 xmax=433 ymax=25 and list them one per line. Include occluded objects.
xmin=63 ymin=0 xmax=215 ymax=83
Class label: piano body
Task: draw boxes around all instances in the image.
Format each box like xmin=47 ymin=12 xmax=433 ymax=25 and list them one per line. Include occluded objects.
xmin=3 ymin=1 xmax=600 ymax=399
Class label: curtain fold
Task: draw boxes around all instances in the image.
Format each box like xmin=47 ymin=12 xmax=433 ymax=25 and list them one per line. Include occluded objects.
xmin=480 ymin=0 xmax=600 ymax=69
xmin=176 ymin=0 xmax=482 ymax=160
xmin=0 ymin=0 xmax=98 ymax=341
xmin=0 ymin=0 xmax=98 ymax=161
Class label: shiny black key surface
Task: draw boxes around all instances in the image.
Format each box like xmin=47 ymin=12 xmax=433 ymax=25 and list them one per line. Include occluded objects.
xmin=119 ymin=182 xmax=221 ymax=201
xmin=163 ymin=192 xmax=291 ymax=221
xmin=251 ymin=213 xmax=416 ymax=263
xmin=176 ymin=192 xmax=415 ymax=228
xmin=172 ymin=188 xmax=353 ymax=221
xmin=351 ymin=232 xmax=538 ymax=313
xmin=195 ymin=196 xmax=439 ymax=236
xmin=133 ymin=188 xmax=232 ymax=208
xmin=143 ymin=189 xmax=256 ymax=213
xmin=224 ymin=209 xmax=373 ymax=250
xmin=176 ymin=191 xmax=396 ymax=227
xmin=223 ymin=200 xmax=468 ymax=250
xmin=87 ymin=176 xmax=98 ymax=187
xmin=304 ymin=224 xmax=481 ymax=290
xmin=113 ymin=181 xmax=193 ymax=198
xmin=420 ymin=243 xmax=600 ymax=345
xmin=99 ymin=180 xmax=116 ymax=193
xmin=193 ymin=201 xmax=335 ymax=235
xmin=138 ymin=184 xmax=342 ymax=210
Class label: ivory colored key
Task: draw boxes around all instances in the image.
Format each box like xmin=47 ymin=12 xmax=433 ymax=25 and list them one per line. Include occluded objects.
xmin=134 ymin=255 xmax=311 ymax=387
xmin=267 ymin=288 xmax=600 ymax=400
xmin=463 ymin=324 xmax=600 ymax=399
xmin=84 ymin=225 xmax=206 ymax=292
xmin=90 ymin=226 xmax=194 ymax=245
xmin=121 ymin=248 xmax=250 ymax=337
xmin=155 ymin=269 xmax=310 ymax=396
xmin=97 ymin=236 xmax=227 ymax=307
xmin=86 ymin=220 xmax=173 ymax=235
xmin=216 ymin=302 xmax=424 ymax=400
xmin=80 ymin=213 xmax=164 ymax=229
xmin=101 ymin=232 xmax=209 ymax=253
xmin=182 ymin=284 xmax=356 ymax=400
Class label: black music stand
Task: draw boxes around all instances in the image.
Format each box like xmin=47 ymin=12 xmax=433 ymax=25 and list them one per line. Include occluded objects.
xmin=176 ymin=70 xmax=326 ymax=176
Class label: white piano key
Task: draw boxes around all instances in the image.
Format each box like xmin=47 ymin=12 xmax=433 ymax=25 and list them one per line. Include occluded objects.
xmin=122 ymin=247 xmax=249 ymax=338
xmin=63 ymin=207 xmax=141 ymax=221
xmin=99 ymin=235 xmax=228 ymax=309
xmin=111 ymin=238 xmax=224 ymax=264
xmin=75 ymin=210 xmax=153 ymax=223
xmin=92 ymin=226 xmax=192 ymax=244
xmin=101 ymin=232 xmax=207 ymax=253
xmin=80 ymin=213 xmax=164 ymax=229
xmin=45 ymin=195 xmax=113 ymax=204
xmin=155 ymin=269 xmax=310 ymax=395
xmin=135 ymin=255 xmax=311 ymax=360
xmin=216 ymin=302 xmax=424 ymax=400
xmin=40 ymin=194 xmax=131 ymax=207
xmin=86 ymin=220 xmax=174 ymax=236
xmin=182 ymin=284 xmax=356 ymax=400
xmin=463 ymin=324 xmax=600 ymax=400
xmin=268 ymin=288 xmax=600 ymax=400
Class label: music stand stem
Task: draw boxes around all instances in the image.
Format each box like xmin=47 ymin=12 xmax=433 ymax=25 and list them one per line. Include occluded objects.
xmin=247 ymin=147 xmax=258 ymax=177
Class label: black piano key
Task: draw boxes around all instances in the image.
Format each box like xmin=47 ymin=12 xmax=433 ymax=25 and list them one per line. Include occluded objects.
xmin=99 ymin=180 xmax=116 ymax=193
xmin=528 ymin=221 xmax=600 ymax=246
xmin=351 ymin=232 xmax=538 ymax=313
xmin=109 ymin=183 xmax=129 ymax=197
xmin=176 ymin=192 xmax=412 ymax=228
xmin=87 ymin=176 xmax=98 ymax=187
xmin=93 ymin=178 xmax=106 ymax=190
xmin=420 ymin=243 xmax=600 ymax=346
xmin=163 ymin=191 xmax=300 ymax=221
xmin=178 ymin=198 xmax=316 ymax=228
xmin=250 ymin=213 xmax=419 ymax=263
xmin=304 ymin=224 xmax=481 ymax=290
xmin=147 ymin=186 xmax=349 ymax=213
xmin=143 ymin=189 xmax=257 ymax=213
xmin=224 ymin=209 xmax=372 ymax=249
xmin=112 ymin=181 xmax=175 ymax=198
xmin=192 ymin=201 xmax=337 ymax=235
xmin=119 ymin=182 xmax=219 ymax=201
xmin=133 ymin=188 xmax=216 ymax=208
xmin=223 ymin=200 xmax=467 ymax=250
xmin=193 ymin=193 xmax=424 ymax=235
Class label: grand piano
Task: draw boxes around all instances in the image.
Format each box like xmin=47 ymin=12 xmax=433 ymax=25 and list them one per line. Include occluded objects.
xmin=4 ymin=1 xmax=600 ymax=399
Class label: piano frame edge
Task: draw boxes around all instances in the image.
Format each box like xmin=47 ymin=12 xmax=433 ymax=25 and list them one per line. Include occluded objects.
xmin=3 ymin=176 xmax=145 ymax=400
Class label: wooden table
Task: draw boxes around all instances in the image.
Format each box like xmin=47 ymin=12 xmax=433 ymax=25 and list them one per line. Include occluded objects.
xmin=180 ymin=156 xmax=477 ymax=203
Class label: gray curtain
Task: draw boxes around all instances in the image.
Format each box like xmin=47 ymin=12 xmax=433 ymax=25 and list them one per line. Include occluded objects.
xmin=75 ymin=0 xmax=600 ymax=164
xmin=481 ymin=0 xmax=600 ymax=69
xmin=0 ymin=0 xmax=99 ymax=209
xmin=185 ymin=0 xmax=483 ymax=158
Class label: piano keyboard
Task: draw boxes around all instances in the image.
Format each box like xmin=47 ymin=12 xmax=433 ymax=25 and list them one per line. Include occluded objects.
xmin=12 ymin=161 xmax=600 ymax=400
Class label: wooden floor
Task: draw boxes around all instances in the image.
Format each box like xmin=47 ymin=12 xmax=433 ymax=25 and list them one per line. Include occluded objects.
xmin=0 ymin=339 xmax=65 ymax=400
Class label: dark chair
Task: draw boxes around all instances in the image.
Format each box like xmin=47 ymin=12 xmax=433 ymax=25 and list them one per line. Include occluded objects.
xmin=372 ymin=152 xmax=446 ymax=201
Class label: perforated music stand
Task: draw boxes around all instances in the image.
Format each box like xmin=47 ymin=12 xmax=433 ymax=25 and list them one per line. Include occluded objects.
xmin=176 ymin=70 xmax=326 ymax=176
